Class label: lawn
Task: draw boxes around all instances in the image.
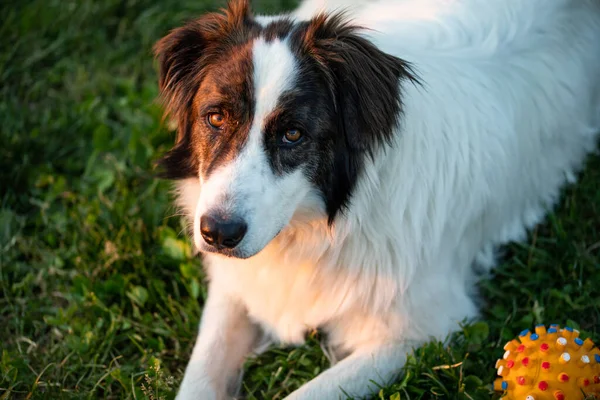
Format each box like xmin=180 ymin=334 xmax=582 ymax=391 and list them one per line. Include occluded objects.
xmin=1 ymin=0 xmax=599 ymax=399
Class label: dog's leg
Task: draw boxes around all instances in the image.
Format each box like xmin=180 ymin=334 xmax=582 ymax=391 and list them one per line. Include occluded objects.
xmin=176 ymin=285 xmax=258 ymax=400
xmin=285 ymin=342 xmax=411 ymax=400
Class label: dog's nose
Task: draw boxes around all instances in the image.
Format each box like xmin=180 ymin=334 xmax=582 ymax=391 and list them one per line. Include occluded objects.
xmin=200 ymin=214 xmax=247 ymax=249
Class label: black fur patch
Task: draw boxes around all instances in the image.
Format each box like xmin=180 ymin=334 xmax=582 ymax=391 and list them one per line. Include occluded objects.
xmin=288 ymin=13 xmax=418 ymax=223
xmin=154 ymin=0 xmax=419 ymax=224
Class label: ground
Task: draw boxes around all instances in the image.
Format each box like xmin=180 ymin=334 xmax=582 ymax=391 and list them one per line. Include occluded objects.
xmin=1 ymin=0 xmax=599 ymax=399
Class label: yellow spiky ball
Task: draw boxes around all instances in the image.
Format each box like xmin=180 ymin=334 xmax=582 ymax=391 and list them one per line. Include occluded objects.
xmin=493 ymin=324 xmax=600 ymax=400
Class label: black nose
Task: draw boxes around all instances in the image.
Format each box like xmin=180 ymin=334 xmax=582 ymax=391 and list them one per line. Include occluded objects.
xmin=200 ymin=214 xmax=247 ymax=249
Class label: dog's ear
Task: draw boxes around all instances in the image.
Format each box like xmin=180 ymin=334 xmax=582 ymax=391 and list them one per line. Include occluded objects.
xmin=299 ymin=12 xmax=416 ymax=153
xmin=297 ymin=13 xmax=418 ymax=223
xmin=153 ymin=0 xmax=255 ymax=179
xmin=154 ymin=0 xmax=254 ymax=134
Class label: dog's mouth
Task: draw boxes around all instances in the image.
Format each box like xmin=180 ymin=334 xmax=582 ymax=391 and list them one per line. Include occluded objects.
xmin=200 ymin=246 xmax=253 ymax=259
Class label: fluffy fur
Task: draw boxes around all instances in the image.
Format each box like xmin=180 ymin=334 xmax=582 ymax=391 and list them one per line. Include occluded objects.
xmin=154 ymin=0 xmax=600 ymax=398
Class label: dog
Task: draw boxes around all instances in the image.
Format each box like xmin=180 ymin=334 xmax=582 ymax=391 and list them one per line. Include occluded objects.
xmin=153 ymin=0 xmax=600 ymax=398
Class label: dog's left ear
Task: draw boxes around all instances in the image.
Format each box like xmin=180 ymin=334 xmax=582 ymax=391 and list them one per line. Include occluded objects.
xmin=296 ymin=13 xmax=417 ymax=222
xmin=299 ymin=12 xmax=417 ymax=153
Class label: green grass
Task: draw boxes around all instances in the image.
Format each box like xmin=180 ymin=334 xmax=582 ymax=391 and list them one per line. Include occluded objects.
xmin=1 ymin=0 xmax=599 ymax=399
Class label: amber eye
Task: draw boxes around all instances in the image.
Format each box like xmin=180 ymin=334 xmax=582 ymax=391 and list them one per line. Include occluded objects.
xmin=283 ymin=129 xmax=302 ymax=144
xmin=207 ymin=112 xmax=225 ymax=128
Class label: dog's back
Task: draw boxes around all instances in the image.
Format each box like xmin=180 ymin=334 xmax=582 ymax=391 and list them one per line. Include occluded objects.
xmin=387 ymin=0 xmax=600 ymax=256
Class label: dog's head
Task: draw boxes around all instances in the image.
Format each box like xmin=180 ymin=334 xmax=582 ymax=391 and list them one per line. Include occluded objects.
xmin=155 ymin=0 xmax=415 ymax=258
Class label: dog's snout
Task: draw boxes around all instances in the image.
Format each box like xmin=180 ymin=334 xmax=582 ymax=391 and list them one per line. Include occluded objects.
xmin=200 ymin=214 xmax=247 ymax=249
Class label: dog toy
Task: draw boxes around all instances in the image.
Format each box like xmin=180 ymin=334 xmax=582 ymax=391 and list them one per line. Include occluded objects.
xmin=493 ymin=324 xmax=600 ymax=400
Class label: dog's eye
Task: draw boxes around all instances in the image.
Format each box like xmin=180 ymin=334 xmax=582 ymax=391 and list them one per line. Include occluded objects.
xmin=282 ymin=129 xmax=303 ymax=144
xmin=207 ymin=112 xmax=226 ymax=128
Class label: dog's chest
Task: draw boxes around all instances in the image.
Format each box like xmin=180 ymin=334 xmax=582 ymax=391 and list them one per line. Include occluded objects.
xmin=208 ymin=255 xmax=357 ymax=344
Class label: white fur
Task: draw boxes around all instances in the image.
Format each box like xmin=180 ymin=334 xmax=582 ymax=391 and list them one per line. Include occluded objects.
xmin=176 ymin=0 xmax=600 ymax=399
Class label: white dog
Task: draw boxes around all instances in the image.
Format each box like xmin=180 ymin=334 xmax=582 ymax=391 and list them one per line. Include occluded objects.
xmin=153 ymin=0 xmax=600 ymax=398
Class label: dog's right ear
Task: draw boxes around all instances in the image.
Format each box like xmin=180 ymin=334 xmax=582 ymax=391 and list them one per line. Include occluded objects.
xmin=153 ymin=0 xmax=255 ymax=180
xmin=153 ymin=0 xmax=255 ymax=140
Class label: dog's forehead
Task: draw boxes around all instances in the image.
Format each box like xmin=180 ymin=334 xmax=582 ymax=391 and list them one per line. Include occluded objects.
xmin=231 ymin=36 xmax=300 ymax=175
xmin=251 ymin=36 xmax=299 ymax=127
